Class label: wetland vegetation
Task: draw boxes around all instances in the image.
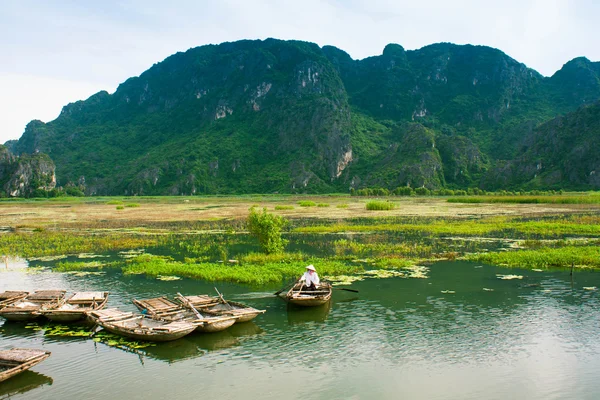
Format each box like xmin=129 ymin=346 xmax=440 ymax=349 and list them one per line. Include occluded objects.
xmin=0 ymin=193 xmax=599 ymax=285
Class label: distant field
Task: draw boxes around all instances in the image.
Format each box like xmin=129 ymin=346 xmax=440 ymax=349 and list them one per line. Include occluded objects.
xmin=1 ymin=194 xmax=599 ymax=230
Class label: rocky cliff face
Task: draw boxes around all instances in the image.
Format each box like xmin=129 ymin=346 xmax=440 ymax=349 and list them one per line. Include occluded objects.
xmin=9 ymin=39 xmax=600 ymax=194
xmin=0 ymin=146 xmax=56 ymax=197
xmin=483 ymin=101 xmax=600 ymax=189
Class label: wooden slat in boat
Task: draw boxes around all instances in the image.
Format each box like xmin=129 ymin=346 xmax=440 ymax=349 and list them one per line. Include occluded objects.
xmin=0 ymin=290 xmax=66 ymax=321
xmin=280 ymin=282 xmax=332 ymax=307
xmin=41 ymin=291 xmax=109 ymax=322
xmin=88 ymin=308 xmax=135 ymax=323
xmin=134 ymin=297 xmax=236 ymax=333
xmin=0 ymin=348 xmax=51 ymax=383
xmin=0 ymin=292 xmax=28 ymax=309
xmin=195 ymin=299 xmax=266 ymax=323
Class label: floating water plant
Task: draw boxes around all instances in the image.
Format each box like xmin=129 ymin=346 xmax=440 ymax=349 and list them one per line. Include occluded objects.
xmin=496 ymin=274 xmax=523 ymax=280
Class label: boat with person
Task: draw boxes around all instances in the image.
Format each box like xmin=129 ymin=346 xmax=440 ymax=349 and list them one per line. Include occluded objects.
xmin=0 ymin=291 xmax=28 ymax=309
xmin=176 ymin=292 xmax=266 ymax=323
xmin=0 ymin=290 xmax=66 ymax=321
xmin=0 ymin=348 xmax=51 ymax=383
xmin=40 ymin=291 xmax=109 ymax=322
xmin=133 ymin=296 xmax=236 ymax=333
xmin=88 ymin=308 xmax=196 ymax=342
xmin=278 ymin=281 xmax=333 ymax=307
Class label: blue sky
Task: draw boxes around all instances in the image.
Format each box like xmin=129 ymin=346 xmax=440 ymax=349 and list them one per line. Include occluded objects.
xmin=1 ymin=0 xmax=599 ymax=143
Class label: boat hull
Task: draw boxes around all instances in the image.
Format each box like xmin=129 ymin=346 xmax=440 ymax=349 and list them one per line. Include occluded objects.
xmin=0 ymin=348 xmax=51 ymax=383
xmin=0 ymin=312 xmax=41 ymax=322
xmin=195 ymin=318 xmax=236 ymax=333
xmin=280 ymin=283 xmax=332 ymax=307
xmin=44 ymin=312 xmax=86 ymax=322
xmin=101 ymin=325 xmax=195 ymax=342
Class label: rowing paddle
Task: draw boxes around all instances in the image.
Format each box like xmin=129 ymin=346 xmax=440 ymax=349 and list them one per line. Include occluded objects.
xmin=334 ymin=288 xmax=359 ymax=293
xmin=274 ymin=279 xmax=298 ymax=296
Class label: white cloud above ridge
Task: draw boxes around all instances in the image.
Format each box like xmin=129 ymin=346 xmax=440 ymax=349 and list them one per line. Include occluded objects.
xmin=1 ymin=0 xmax=598 ymax=143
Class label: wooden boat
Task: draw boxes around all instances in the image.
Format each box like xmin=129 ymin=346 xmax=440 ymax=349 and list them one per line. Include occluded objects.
xmin=177 ymin=294 xmax=266 ymax=323
xmin=0 ymin=348 xmax=51 ymax=383
xmin=41 ymin=291 xmax=109 ymax=322
xmin=0 ymin=290 xmax=66 ymax=321
xmin=88 ymin=308 xmax=196 ymax=342
xmin=279 ymin=282 xmax=332 ymax=307
xmin=133 ymin=296 xmax=236 ymax=333
xmin=0 ymin=291 xmax=28 ymax=309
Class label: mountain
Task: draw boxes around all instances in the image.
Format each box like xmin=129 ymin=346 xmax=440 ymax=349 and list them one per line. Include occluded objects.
xmin=9 ymin=39 xmax=600 ymax=195
xmin=0 ymin=145 xmax=56 ymax=197
xmin=483 ymin=101 xmax=600 ymax=189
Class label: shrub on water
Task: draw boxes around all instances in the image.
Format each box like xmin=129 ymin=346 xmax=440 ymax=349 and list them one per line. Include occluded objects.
xmin=336 ymin=203 xmax=348 ymax=208
xmin=116 ymin=205 xmax=125 ymax=210
xmin=125 ymin=203 xmax=140 ymax=208
xmin=247 ymin=207 xmax=289 ymax=254
xmin=317 ymin=203 xmax=330 ymax=207
xmin=299 ymin=201 xmax=316 ymax=207
xmin=366 ymin=200 xmax=395 ymax=211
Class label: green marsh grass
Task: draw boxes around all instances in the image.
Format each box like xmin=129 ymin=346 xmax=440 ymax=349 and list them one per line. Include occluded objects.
xmin=274 ymin=205 xmax=295 ymax=210
xmin=317 ymin=203 xmax=330 ymax=207
xmin=336 ymin=203 xmax=348 ymax=208
xmin=448 ymin=194 xmax=600 ymax=204
xmin=0 ymin=232 xmax=158 ymax=258
xmin=121 ymin=254 xmax=362 ymax=285
xmin=299 ymin=201 xmax=317 ymax=207
xmin=366 ymin=200 xmax=395 ymax=211
xmin=464 ymin=246 xmax=600 ymax=269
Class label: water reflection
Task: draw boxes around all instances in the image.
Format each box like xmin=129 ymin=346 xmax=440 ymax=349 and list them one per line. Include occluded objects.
xmin=286 ymin=302 xmax=331 ymax=325
xmin=0 ymin=371 xmax=53 ymax=398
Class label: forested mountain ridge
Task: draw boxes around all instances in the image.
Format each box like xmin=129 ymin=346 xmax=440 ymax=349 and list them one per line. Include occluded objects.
xmin=9 ymin=39 xmax=600 ymax=195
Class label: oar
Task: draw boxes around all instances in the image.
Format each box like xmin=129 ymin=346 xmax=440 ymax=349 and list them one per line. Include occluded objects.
xmin=176 ymin=292 xmax=204 ymax=320
xmin=214 ymin=287 xmax=233 ymax=310
xmin=274 ymin=279 xmax=299 ymax=296
xmin=334 ymin=288 xmax=359 ymax=293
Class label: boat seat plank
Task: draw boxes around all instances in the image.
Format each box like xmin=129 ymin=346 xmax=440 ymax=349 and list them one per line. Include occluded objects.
xmin=69 ymin=292 xmax=107 ymax=302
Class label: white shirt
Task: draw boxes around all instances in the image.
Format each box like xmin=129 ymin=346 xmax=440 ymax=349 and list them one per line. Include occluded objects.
xmin=300 ymin=270 xmax=320 ymax=286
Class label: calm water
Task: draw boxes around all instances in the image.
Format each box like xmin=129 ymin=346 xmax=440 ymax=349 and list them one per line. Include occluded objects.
xmin=2 ymin=260 xmax=600 ymax=400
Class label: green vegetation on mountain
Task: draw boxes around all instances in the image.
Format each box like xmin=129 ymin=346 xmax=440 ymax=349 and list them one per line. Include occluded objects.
xmin=9 ymin=39 xmax=600 ymax=195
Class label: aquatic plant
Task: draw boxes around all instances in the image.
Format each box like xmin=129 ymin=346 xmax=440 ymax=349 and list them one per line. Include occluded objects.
xmin=299 ymin=201 xmax=317 ymax=207
xmin=465 ymin=246 xmax=600 ymax=270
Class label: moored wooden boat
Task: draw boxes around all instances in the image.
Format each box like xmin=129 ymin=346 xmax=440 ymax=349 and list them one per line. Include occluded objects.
xmin=41 ymin=291 xmax=109 ymax=322
xmin=179 ymin=294 xmax=266 ymax=323
xmin=133 ymin=296 xmax=236 ymax=333
xmin=88 ymin=308 xmax=196 ymax=342
xmin=0 ymin=348 xmax=51 ymax=383
xmin=280 ymin=282 xmax=332 ymax=307
xmin=0 ymin=291 xmax=28 ymax=309
xmin=0 ymin=290 xmax=66 ymax=321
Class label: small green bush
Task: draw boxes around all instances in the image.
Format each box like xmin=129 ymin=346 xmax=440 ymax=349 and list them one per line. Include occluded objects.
xmin=336 ymin=203 xmax=348 ymax=208
xmin=247 ymin=207 xmax=289 ymax=254
xmin=299 ymin=201 xmax=316 ymax=207
xmin=116 ymin=205 xmax=125 ymax=210
xmin=275 ymin=205 xmax=294 ymax=210
xmin=317 ymin=203 xmax=330 ymax=207
xmin=125 ymin=203 xmax=140 ymax=208
xmin=366 ymin=200 xmax=395 ymax=210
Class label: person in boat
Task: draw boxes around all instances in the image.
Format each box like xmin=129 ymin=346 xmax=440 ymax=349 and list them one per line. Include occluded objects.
xmin=299 ymin=264 xmax=320 ymax=291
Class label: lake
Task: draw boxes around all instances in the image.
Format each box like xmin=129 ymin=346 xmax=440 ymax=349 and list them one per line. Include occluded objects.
xmin=2 ymin=260 xmax=600 ymax=399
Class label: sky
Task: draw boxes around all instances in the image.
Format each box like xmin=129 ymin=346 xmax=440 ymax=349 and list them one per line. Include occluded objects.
xmin=1 ymin=0 xmax=599 ymax=144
